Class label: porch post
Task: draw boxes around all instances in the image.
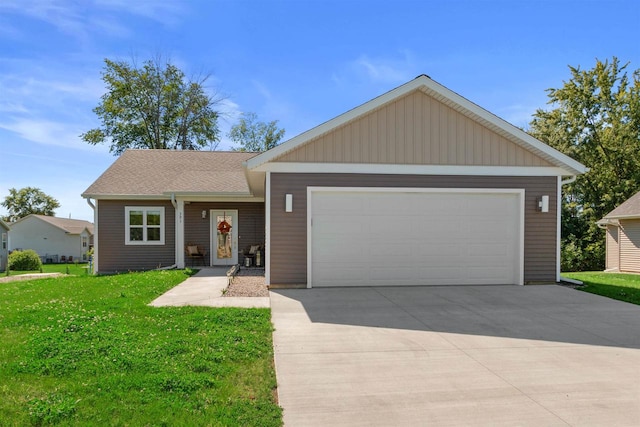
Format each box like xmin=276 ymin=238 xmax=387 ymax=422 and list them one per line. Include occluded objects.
xmin=176 ymin=198 xmax=185 ymax=268
xmin=265 ymin=172 xmax=271 ymax=285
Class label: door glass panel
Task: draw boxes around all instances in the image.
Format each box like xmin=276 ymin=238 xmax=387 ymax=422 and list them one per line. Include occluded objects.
xmin=216 ymin=215 xmax=233 ymax=259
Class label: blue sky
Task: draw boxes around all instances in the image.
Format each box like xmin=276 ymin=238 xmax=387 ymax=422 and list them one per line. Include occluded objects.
xmin=1 ymin=0 xmax=639 ymax=222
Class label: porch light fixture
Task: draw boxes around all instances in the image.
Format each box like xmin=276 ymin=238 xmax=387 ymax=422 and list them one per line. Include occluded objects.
xmin=285 ymin=194 xmax=293 ymax=212
xmin=538 ymin=195 xmax=549 ymax=213
xmin=202 ymin=210 xmax=207 ymax=219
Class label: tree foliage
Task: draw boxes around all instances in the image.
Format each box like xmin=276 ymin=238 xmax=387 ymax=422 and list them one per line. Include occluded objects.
xmin=228 ymin=112 xmax=285 ymax=152
xmin=82 ymin=57 xmax=221 ymax=155
xmin=1 ymin=187 xmax=60 ymax=222
xmin=529 ymin=57 xmax=640 ymax=271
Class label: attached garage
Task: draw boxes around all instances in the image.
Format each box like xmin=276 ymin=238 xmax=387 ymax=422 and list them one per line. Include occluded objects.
xmin=308 ymin=187 xmax=524 ymax=287
xmin=245 ymin=75 xmax=587 ymax=288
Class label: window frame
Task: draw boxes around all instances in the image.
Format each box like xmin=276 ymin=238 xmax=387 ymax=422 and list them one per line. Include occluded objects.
xmin=124 ymin=206 xmax=165 ymax=245
xmin=1 ymin=232 xmax=6 ymax=250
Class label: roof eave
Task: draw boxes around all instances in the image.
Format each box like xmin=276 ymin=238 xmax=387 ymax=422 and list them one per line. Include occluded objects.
xmin=600 ymin=214 xmax=640 ymax=221
xmin=245 ymin=75 xmax=587 ymax=176
xmin=162 ymin=191 xmax=254 ymax=198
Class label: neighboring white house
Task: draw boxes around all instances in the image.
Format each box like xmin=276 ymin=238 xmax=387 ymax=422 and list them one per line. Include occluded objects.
xmin=9 ymin=215 xmax=94 ymax=262
xmin=0 ymin=219 xmax=9 ymax=271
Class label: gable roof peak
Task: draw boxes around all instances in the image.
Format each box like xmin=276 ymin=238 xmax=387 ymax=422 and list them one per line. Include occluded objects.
xmin=245 ymin=76 xmax=587 ymax=176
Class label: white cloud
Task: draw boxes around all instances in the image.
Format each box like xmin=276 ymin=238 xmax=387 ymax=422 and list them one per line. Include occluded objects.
xmin=94 ymin=0 xmax=187 ymax=27
xmin=216 ymin=98 xmax=243 ymax=151
xmin=250 ymin=80 xmax=298 ymax=125
xmin=0 ymin=0 xmax=187 ymax=41
xmin=0 ymin=118 xmax=92 ymax=150
xmin=2 ymin=75 xmax=104 ymax=105
xmin=346 ymin=51 xmax=420 ymax=85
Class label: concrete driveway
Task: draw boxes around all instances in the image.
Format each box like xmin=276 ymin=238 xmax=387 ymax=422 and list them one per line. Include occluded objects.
xmin=270 ymin=285 xmax=640 ymax=426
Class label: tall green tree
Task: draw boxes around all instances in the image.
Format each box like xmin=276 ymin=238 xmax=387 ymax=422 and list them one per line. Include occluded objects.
xmin=82 ymin=57 xmax=221 ymax=155
xmin=529 ymin=57 xmax=640 ymax=271
xmin=228 ymin=112 xmax=285 ymax=152
xmin=1 ymin=187 xmax=60 ymax=222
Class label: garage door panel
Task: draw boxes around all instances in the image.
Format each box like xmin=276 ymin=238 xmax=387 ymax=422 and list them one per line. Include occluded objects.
xmin=465 ymin=243 xmax=511 ymax=257
xmin=311 ymin=190 xmax=522 ymax=287
xmin=416 ymin=243 xmax=460 ymax=257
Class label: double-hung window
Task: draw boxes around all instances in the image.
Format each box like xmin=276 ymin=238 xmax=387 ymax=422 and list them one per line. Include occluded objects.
xmin=125 ymin=207 xmax=165 ymax=245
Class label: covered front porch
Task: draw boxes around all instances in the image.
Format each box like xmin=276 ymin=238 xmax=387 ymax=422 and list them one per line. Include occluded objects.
xmin=178 ymin=201 xmax=265 ymax=268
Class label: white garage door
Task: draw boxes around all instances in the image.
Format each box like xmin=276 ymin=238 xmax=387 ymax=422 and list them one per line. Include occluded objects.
xmin=309 ymin=188 xmax=523 ymax=287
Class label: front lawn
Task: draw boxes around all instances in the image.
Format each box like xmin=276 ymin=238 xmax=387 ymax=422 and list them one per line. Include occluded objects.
xmin=563 ymin=272 xmax=640 ymax=306
xmin=6 ymin=262 xmax=90 ymax=277
xmin=0 ymin=270 xmax=281 ymax=426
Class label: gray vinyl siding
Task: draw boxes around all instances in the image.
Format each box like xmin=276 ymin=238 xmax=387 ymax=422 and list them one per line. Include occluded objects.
xmin=97 ymin=200 xmax=175 ymax=272
xmin=606 ymin=225 xmax=619 ymax=271
xmin=270 ymin=173 xmax=558 ymax=285
xmin=184 ymin=202 xmax=265 ymax=266
xmin=619 ymin=220 xmax=640 ymax=273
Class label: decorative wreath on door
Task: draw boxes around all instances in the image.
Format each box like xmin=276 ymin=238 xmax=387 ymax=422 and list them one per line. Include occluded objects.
xmin=217 ymin=215 xmax=232 ymax=234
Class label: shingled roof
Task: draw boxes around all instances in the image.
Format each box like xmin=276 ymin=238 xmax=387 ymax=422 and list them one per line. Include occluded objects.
xmin=82 ymin=150 xmax=259 ymax=197
xmin=14 ymin=215 xmax=94 ymax=235
xmin=600 ymin=190 xmax=640 ymax=221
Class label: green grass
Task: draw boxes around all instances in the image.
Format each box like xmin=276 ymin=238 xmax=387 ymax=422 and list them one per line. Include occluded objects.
xmin=563 ymin=272 xmax=640 ymax=306
xmin=6 ymin=263 xmax=91 ymax=277
xmin=0 ymin=270 xmax=282 ymax=426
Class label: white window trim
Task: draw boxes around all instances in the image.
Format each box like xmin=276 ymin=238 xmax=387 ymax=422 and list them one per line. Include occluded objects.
xmin=125 ymin=206 xmax=165 ymax=245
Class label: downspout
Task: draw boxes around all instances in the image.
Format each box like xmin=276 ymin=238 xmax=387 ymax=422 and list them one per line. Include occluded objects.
xmin=558 ymin=175 xmax=577 ymax=283
xmin=85 ymin=197 xmax=97 ymax=274
xmin=85 ymin=198 xmax=95 ymax=210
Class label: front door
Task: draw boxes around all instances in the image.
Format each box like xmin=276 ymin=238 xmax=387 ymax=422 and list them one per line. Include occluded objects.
xmin=211 ymin=210 xmax=238 ymax=266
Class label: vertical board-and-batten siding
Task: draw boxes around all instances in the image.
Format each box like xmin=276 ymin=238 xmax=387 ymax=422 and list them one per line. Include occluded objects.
xmin=606 ymin=225 xmax=619 ymax=271
xmin=97 ymin=200 xmax=175 ymax=272
xmin=274 ymin=91 xmax=553 ymax=167
xmin=184 ymin=202 xmax=265 ymax=266
xmin=269 ymin=174 xmax=557 ymax=285
xmin=619 ymin=220 xmax=640 ymax=272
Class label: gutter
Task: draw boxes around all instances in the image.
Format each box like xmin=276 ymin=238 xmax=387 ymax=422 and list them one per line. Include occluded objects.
xmin=597 ymin=218 xmax=620 ymax=229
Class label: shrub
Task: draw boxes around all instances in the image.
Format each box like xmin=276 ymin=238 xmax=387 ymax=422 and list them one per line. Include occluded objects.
xmin=561 ymin=236 xmax=605 ymax=272
xmin=8 ymin=249 xmax=42 ymax=271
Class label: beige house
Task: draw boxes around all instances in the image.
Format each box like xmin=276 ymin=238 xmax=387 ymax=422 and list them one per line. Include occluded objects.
xmin=83 ymin=75 xmax=586 ymax=286
xmin=598 ymin=190 xmax=640 ymax=272
xmin=0 ymin=219 xmax=9 ymax=271
xmin=9 ymin=215 xmax=94 ymax=262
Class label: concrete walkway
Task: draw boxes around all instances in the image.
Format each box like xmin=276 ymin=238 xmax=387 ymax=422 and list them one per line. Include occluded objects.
xmin=271 ymin=285 xmax=640 ymax=426
xmin=149 ymin=267 xmax=269 ymax=308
